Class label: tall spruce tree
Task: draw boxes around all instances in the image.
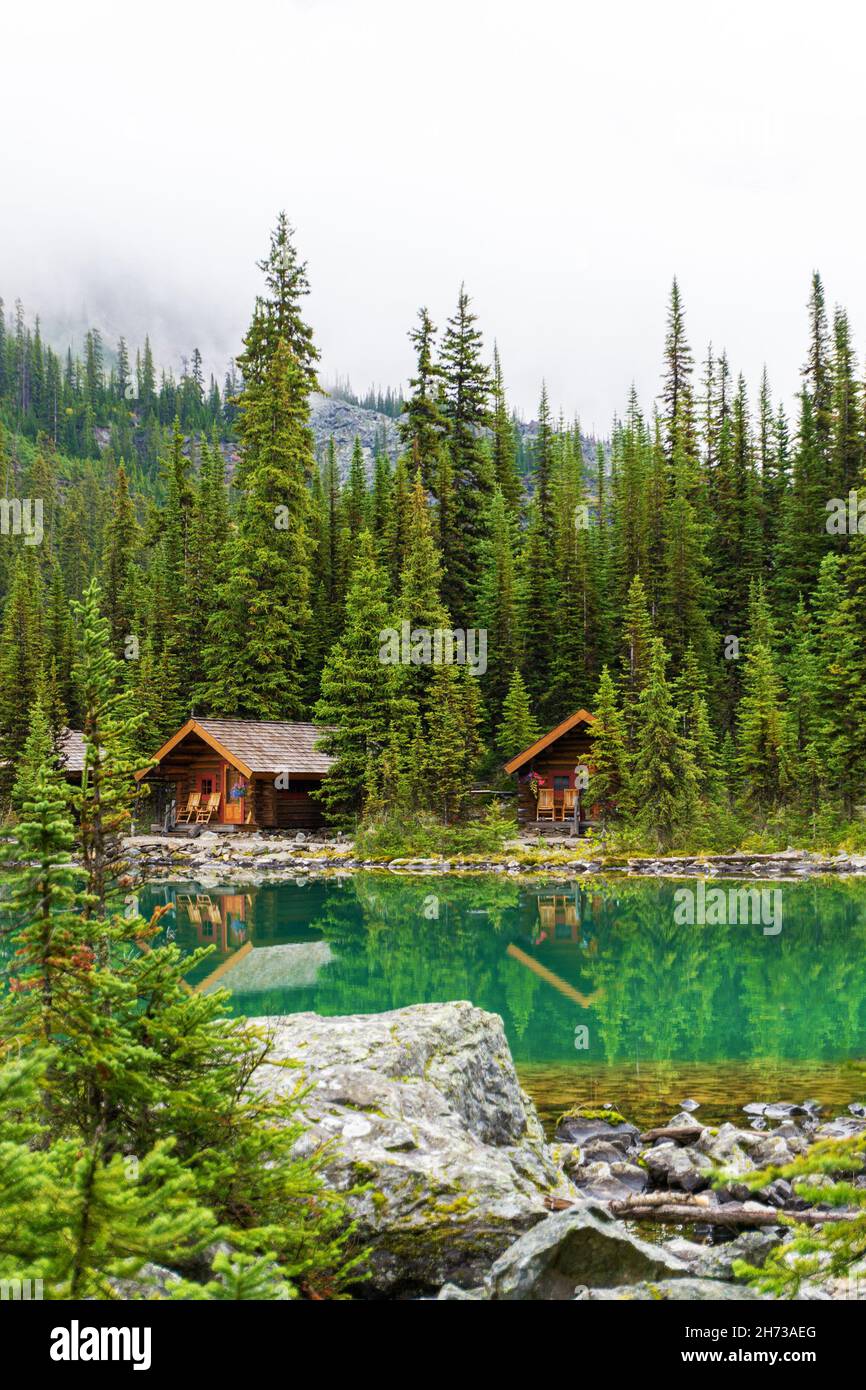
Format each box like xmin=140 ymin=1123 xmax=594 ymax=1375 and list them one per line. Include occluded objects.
xmin=438 ymin=284 xmax=493 ymax=624
xmin=202 ymin=340 xmax=315 ymax=718
xmin=631 ymin=637 xmax=699 ymax=848
xmin=315 ymin=532 xmax=414 ymax=825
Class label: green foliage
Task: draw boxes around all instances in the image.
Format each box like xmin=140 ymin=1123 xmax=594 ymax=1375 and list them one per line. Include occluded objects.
xmin=0 ymin=586 xmax=357 ymax=1299
xmin=496 ymin=669 xmax=539 ymax=761
xmin=354 ymin=804 xmax=515 ymax=859
xmin=727 ymin=1132 xmax=866 ymax=1298
xmin=314 ymin=531 xmax=413 ymax=825
xmin=632 ymin=638 xmax=700 ymax=849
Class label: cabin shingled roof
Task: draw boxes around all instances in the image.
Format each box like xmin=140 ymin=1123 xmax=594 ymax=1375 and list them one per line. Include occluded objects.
xmin=194 ymin=719 xmax=335 ymax=775
xmin=59 ymin=728 xmax=86 ymax=773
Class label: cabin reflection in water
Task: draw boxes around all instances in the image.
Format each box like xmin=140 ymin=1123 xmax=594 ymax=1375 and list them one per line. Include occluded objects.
xmin=162 ymin=884 xmax=336 ymax=999
xmin=136 ymin=875 xmax=866 ymax=1096
xmin=154 ymin=881 xmax=604 ymax=1013
xmin=175 ymin=892 xmax=251 ymax=953
xmin=531 ymin=891 xmax=598 ymax=954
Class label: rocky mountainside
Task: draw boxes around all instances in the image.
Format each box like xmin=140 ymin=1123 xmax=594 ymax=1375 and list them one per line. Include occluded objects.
xmin=308 ymin=392 xmax=401 ymax=478
xmin=306 ymin=392 xmax=604 ymax=485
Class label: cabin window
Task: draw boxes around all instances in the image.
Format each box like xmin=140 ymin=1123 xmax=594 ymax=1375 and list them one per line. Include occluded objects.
xmin=553 ymin=775 xmax=570 ymax=792
xmin=200 ymin=778 xmax=214 ymax=796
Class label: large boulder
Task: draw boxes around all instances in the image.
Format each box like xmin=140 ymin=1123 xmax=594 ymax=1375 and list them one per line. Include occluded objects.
xmin=253 ymin=1002 xmax=569 ymax=1296
xmin=482 ymin=1205 xmax=688 ymax=1300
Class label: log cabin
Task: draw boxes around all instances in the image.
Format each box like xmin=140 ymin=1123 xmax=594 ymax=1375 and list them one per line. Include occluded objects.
xmin=58 ymin=728 xmax=86 ymax=785
xmin=136 ymin=718 xmax=334 ymax=831
xmin=503 ymin=708 xmax=596 ymax=831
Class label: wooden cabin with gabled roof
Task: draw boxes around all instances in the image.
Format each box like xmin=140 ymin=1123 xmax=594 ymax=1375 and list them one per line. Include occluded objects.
xmin=136 ymin=718 xmax=335 ymax=832
xmin=503 ymin=708 xmax=596 ymax=832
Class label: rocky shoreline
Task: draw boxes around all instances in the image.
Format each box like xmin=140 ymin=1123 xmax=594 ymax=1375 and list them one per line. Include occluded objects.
xmin=123 ymin=832 xmax=866 ymax=887
xmin=253 ymin=1002 xmax=865 ymax=1301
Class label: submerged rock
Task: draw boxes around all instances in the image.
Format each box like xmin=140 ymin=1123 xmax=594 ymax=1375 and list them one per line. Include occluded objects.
xmin=555 ymin=1104 xmax=640 ymax=1152
xmin=253 ymin=1001 xmax=569 ymax=1296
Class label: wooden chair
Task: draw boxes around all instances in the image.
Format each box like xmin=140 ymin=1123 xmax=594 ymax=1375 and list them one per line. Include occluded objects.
xmin=536 ymin=788 xmax=555 ymax=821
xmin=175 ymin=791 xmax=201 ymax=824
xmin=537 ymin=897 xmax=556 ymax=931
xmin=561 ymin=788 xmax=578 ymax=822
xmin=197 ymin=894 xmax=222 ymax=928
xmin=195 ymin=792 xmax=222 ymax=824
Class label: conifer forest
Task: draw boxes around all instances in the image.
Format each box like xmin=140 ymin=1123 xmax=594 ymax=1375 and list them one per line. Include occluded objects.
xmin=3 ymin=0 xmax=866 ymax=1339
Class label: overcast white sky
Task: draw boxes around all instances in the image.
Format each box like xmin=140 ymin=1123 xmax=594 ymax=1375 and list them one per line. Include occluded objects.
xmin=3 ymin=0 xmax=865 ymax=428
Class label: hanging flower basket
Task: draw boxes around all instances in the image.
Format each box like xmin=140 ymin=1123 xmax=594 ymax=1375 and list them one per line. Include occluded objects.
xmin=528 ymin=773 xmax=546 ymax=801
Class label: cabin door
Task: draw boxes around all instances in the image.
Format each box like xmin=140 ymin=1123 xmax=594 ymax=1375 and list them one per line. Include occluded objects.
xmin=223 ymin=766 xmax=246 ymax=823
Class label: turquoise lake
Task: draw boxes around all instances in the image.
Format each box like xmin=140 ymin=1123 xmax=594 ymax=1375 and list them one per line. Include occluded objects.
xmin=138 ymin=873 xmax=866 ymax=1131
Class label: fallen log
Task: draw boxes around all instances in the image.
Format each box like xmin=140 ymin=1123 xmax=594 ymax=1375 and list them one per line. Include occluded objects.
xmin=608 ymin=1197 xmax=856 ymax=1228
xmin=639 ymin=1124 xmax=706 ymax=1143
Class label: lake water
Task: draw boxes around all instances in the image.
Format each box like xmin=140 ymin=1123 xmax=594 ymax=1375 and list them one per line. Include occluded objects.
xmin=138 ymin=873 xmax=866 ymax=1131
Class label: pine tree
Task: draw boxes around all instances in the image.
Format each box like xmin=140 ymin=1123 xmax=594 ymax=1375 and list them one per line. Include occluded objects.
xmin=71 ymin=579 xmax=147 ymax=928
xmin=619 ymin=573 xmax=654 ymax=748
xmin=11 ymin=693 xmax=61 ymax=812
xmin=315 ymin=532 xmax=414 ymax=824
xmin=101 ymin=461 xmax=140 ymax=658
xmin=438 ymin=284 xmax=493 ymax=624
xmin=399 ymin=307 xmax=446 ymax=490
xmin=496 ymin=670 xmax=539 ymax=760
xmin=519 ymin=499 xmax=553 ymax=709
xmin=0 ymin=668 xmax=353 ymax=1298
xmin=532 ymin=382 xmax=555 ymax=527
xmin=829 ymin=305 xmax=862 ymax=500
xmin=183 ymin=438 xmax=230 ymax=707
xmin=0 ymin=550 xmax=44 ymax=797
xmin=775 ymin=391 xmax=828 ymax=612
xmin=802 ymin=270 xmax=833 ymax=464
xmin=735 ymin=581 xmax=786 ymax=809
xmin=237 ymin=212 xmax=320 ymax=393
xmin=588 ymin=666 xmax=631 ymax=820
xmin=476 ymin=487 xmax=520 ymax=725
xmin=309 ymin=438 xmax=348 ymax=679
xmin=417 ymin=665 xmax=483 ymax=822
xmin=344 ymin=436 xmax=369 ymax=544
xmin=661 ymin=278 xmax=697 ymax=467
xmin=490 ymin=346 xmax=522 ymax=520
xmin=394 ymin=471 xmax=449 ymax=717
xmin=370 ymin=449 xmax=394 ymax=561
xmin=546 ymin=434 xmax=599 ymax=718
xmin=632 ymin=638 xmax=699 ymax=848
xmin=660 ymin=442 xmax=710 ymax=666
xmin=202 ymin=341 xmax=315 ymax=718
